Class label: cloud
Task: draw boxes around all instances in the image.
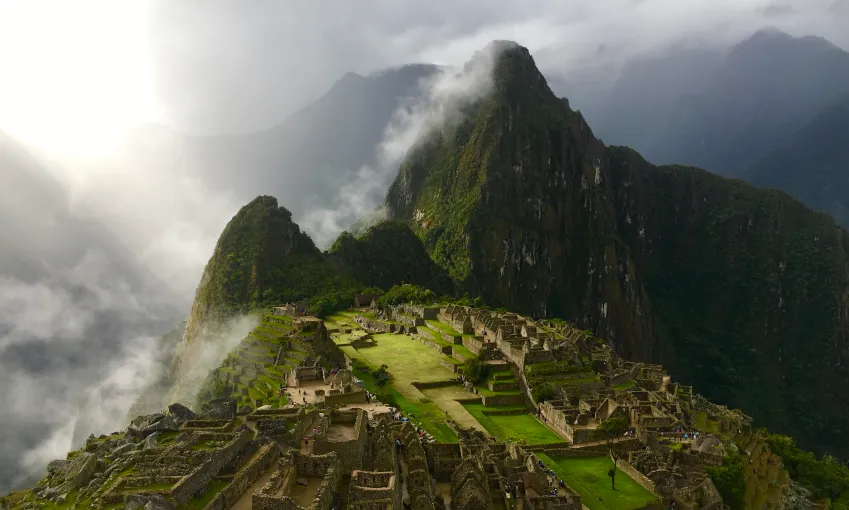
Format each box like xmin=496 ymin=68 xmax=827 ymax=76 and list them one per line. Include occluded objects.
xmin=138 ymin=0 xmax=849 ymax=136
xmin=297 ymin=43 xmax=503 ymax=247
xmin=0 ymin=248 xmax=179 ymax=491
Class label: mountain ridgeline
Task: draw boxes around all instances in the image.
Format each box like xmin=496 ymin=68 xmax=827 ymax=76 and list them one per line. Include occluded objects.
xmin=384 ymin=43 xmax=849 ymax=456
xmin=177 ymin=43 xmax=849 ymax=458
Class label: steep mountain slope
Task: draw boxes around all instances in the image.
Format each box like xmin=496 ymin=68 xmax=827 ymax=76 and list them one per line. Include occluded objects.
xmin=385 ymin=42 xmax=849 ymax=456
xmin=327 ymin=220 xmax=453 ymax=294
xmin=745 ymin=95 xmax=849 ymax=228
xmin=180 ymin=196 xmax=353 ymax=348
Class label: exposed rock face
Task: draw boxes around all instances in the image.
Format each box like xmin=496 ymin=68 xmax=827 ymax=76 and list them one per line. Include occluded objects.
xmin=126 ymin=413 xmax=179 ymax=439
xmin=384 ymin=42 xmax=849 ymax=456
xmin=52 ymin=453 xmax=97 ymax=493
xmin=166 ymin=403 xmax=197 ymax=424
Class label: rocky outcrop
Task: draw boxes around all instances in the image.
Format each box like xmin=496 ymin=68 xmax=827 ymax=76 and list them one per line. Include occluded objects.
xmin=126 ymin=413 xmax=179 ymax=439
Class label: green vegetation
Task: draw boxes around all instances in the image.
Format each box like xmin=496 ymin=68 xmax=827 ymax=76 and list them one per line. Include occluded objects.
xmin=178 ymin=479 xmax=229 ymax=510
xmin=376 ymin=283 xmax=438 ymax=308
xmin=705 ymin=455 xmax=747 ymax=510
xmin=328 ymin=221 xmax=452 ymax=293
xmin=462 ymin=356 xmax=492 ymax=384
xmin=346 ymin=334 xmax=459 ymax=442
xmin=767 ymin=433 xmax=849 ymax=508
xmin=531 ymin=382 xmax=558 ymax=403
xmin=537 ymin=454 xmax=658 ymax=510
xmin=462 ymin=404 xmax=563 ymax=445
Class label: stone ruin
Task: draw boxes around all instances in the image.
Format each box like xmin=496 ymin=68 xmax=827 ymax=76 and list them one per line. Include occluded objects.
xmin=253 ymin=451 xmax=341 ymax=510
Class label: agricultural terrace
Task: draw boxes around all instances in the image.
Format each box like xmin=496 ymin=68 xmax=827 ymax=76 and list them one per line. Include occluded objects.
xmin=335 ymin=312 xmax=568 ymax=448
xmin=537 ymin=454 xmax=658 ymax=510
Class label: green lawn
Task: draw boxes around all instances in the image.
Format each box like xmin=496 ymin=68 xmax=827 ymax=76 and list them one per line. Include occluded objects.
xmin=537 ymin=454 xmax=658 ymax=510
xmin=357 ymin=334 xmax=455 ymax=384
xmin=427 ymin=320 xmax=460 ymax=336
xmin=348 ymin=334 xmax=459 ymax=442
xmin=463 ymin=404 xmax=565 ymax=445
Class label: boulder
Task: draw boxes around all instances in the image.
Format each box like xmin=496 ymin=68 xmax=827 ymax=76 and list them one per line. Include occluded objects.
xmin=237 ymin=405 xmax=254 ymax=415
xmin=142 ymin=432 xmax=160 ymax=450
xmin=200 ymin=397 xmax=236 ymax=420
xmin=127 ymin=414 xmax=178 ymax=439
xmin=110 ymin=442 xmax=138 ymax=459
xmin=256 ymin=405 xmax=273 ymax=411
xmin=54 ymin=453 xmax=97 ymax=492
xmin=47 ymin=460 xmax=68 ymax=473
xmin=167 ymin=403 xmax=197 ymax=424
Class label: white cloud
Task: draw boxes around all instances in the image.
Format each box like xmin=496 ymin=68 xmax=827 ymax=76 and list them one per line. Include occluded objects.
xmin=297 ymin=42 xmax=504 ymax=246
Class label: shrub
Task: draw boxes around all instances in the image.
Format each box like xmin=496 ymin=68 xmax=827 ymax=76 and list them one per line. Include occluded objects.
xmin=531 ymin=382 xmax=558 ymax=403
xmin=462 ymin=356 xmax=492 ymax=384
xmin=706 ymin=455 xmax=747 ymax=510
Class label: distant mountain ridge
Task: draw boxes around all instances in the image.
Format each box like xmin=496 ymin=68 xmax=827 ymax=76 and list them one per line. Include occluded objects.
xmin=565 ymin=28 xmax=849 ymax=229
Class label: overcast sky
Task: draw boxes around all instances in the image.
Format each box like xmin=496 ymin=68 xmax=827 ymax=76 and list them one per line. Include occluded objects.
xmin=1 ymin=0 xmax=847 ymax=153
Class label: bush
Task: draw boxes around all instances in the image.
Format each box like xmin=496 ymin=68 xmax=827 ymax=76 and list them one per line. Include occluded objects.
xmin=531 ymin=382 xmax=557 ymax=403
xmin=462 ymin=356 xmax=492 ymax=384
xmin=767 ymin=433 xmax=849 ymax=508
xmin=706 ymin=455 xmax=747 ymax=510
xmin=377 ymin=284 xmax=437 ymax=308
xmin=372 ymin=364 xmax=390 ymax=387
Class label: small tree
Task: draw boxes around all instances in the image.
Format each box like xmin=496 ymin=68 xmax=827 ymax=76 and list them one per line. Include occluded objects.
xmin=372 ymin=364 xmax=390 ymax=387
xmin=592 ymin=416 xmax=629 ymax=490
xmin=462 ymin=356 xmax=492 ymax=384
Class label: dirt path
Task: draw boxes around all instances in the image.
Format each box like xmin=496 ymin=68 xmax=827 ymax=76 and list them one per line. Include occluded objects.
xmin=421 ymin=386 xmax=488 ymax=433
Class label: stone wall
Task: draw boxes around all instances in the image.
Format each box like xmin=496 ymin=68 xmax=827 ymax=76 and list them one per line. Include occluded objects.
xmin=313 ymin=410 xmax=367 ymax=472
xmin=618 ymin=460 xmax=657 ymax=495
xmin=253 ymin=453 xmax=340 ymax=510
xmin=323 ymin=390 xmax=367 ymax=406
xmin=169 ymin=429 xmax=250 ymax=504
xmin=202 ymin=443 xmax=280 ymax=510
xmin=349 ymin=471 xmax=399 ymax=509
xmin=481 ymin=393 xmax=524 ymax=406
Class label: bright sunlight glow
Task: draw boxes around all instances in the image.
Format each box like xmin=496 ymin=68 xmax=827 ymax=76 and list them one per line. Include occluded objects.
xmin=0 ymin=0 xmax=160 ymax=158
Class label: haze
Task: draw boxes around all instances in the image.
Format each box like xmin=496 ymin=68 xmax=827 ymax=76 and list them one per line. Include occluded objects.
xmin=1 ymin=0 xmax=848 ymax=493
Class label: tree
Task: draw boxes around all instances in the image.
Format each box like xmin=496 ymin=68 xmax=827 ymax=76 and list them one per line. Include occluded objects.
xmin=592 ymin=416 xmax=629 ymax=490
xmin=462 ymin=356 xmax=492 ymax=384
xmin=372 ymin=364 xmax=390 ymax=387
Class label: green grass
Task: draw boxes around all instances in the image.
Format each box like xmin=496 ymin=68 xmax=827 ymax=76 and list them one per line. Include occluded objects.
xmin=351 ymin=361 xmax=457 ymax=443
xmin=667 ymin=442 xmax=684 ymax=451
xmin=537 ymin=454 xmax=658 ymax=510
xmin=463 ymin=404 xmax=564 ymax=445
xmin=477 ymin=385 xmax=521 ymax=397
xmin=417 ymin=326 xmax=451 ymax=347
xmin=426 ymin=320 xmax=460 ymax=337
xmin=613 ymin=380 xmax=635 ymax=391
xmin=451 ymin=344 xmax=477 ymax=360
xmin=347 ymin=334 xmax=460 ymax=442
xmin=178 ymin=479 xmax=229 ymax=510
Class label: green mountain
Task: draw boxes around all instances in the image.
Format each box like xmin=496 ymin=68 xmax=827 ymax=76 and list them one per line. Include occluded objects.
xmin=180 ymin=201 xmax=453 ymax=350
xmin=182 ymin=196 xmax=353 ymax=346
xmin=385 ymin=42 xmax=849 ymax=457
xmin=328 ymin=220 xmax=453 ymax=294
